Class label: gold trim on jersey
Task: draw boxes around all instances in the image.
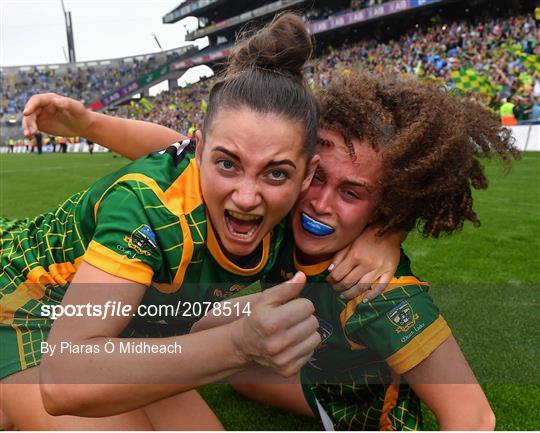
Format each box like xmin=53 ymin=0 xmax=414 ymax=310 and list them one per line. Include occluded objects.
xmin=93 ymin=174 xmax=163 ymax=220
xmin=339 ymin=295 xmax=367 ymax=350
xmin=389 ymin=276 xmax=429 ymax=287
xmin=206 ymin=216 xmax=270 ymax=276
xmin=172 ymin=214 xmax=195 ymax=288
xmin=293 ymin=249 xmax=333 ymax=276
xmin=379 ymin=371 xmax=401 ymax=430
xmin=15 ymin=326 xmax=27 ymax=369
xmin=93 ymin=160 xmax=203 ymax=221
xmin=386 ymin=315 xmax=451 ymax=374
xmin=83 ymin=240 xmax=153 ymax=286
xmin=91 ymin=158 xmax=204 ymax=288
xmin=339 ymin=276 xmax=429 ymax=350
xmin=167 ymin=159 xmax=202 ymax=287
xmin=163 ymin=158 xmax=203 ymax=216
xmin=0 ymin=258 xmax=83 ymax=324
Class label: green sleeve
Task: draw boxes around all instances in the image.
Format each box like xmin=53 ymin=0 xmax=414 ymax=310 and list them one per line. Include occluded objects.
xmin=83 ymin=182 xmax=164 ymax=285
xmin=344 ymin=284 xmax=452 ymax=374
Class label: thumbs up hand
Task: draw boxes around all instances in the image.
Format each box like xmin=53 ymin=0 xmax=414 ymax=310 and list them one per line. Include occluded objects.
xmin=233 ymin=272 xmax=321 ymax=377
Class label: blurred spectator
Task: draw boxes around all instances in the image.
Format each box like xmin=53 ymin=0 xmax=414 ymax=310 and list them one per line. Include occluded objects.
xmin=35 ymin=131 xmax=43 ymax=154
xmin=0 ymin=47 xmax=190 ymax=112
xmin=531 ymin=95 xmax=540 ymax=120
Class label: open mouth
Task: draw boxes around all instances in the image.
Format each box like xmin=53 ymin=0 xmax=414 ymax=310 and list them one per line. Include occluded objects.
xmin=224 ymin=210 xmax=263 ymax=241
xmin=300 ymin=212 xmax=335 ymax=236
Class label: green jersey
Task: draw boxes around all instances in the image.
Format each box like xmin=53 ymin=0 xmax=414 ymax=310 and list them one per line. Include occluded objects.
xmin=268 ymin=240 xmax=452 ymax=431
xmin=0 ymin=141 xmax=286 ymax=379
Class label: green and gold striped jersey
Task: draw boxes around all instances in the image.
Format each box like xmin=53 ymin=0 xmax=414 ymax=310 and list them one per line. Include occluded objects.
xmin=0 ymin=141 xmax=286 ymax=379
xmin=268 ymin=239 xmax=452 ymax=431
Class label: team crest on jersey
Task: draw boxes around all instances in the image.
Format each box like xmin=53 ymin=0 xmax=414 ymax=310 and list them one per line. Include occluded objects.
xmin=124 ymin=224 xmax=158 ymax=256
xmin=387 ymin=300 xmax=419 ymax=333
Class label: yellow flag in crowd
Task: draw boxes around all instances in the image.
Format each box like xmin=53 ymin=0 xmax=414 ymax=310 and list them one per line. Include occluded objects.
xmin=515 ymin=51 xmax=540 ymax=75
xmin=139 ymin=97 xmax=154 ymax=113
xmin=450 ymin=68 xmax=496 ymax=96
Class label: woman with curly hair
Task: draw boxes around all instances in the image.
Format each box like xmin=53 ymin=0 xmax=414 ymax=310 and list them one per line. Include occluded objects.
xmin=228 ymin=72 xmax=519 ymax=430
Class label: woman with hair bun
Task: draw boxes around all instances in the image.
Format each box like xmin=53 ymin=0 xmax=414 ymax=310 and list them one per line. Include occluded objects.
xmin=0 ymin=13 xmax=355 ymax=430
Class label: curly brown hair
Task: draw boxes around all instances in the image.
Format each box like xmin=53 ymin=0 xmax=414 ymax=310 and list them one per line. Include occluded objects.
xmin=317 ymin=72 xmax=520 ymax=237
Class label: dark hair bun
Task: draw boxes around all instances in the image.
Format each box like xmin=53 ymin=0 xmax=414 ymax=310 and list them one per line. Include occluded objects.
xmin=227 ymin=12 xmax=313 ymax=81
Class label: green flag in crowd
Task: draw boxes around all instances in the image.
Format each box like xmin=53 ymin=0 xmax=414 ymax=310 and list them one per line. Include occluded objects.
xmin=515 ymin=51 xmax=540 ymax=75
xmin=450 ymin=68 xmax=496 ymax=96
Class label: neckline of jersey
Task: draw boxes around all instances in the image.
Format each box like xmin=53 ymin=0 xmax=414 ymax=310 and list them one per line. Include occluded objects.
xmin=293 ymin=248 xmax=332 ymax=276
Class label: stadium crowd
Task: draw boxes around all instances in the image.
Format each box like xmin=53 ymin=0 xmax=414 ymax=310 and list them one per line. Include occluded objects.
xmin=108 ymin=79 xmax=212 ymax=133
xmin=2 ymin=6 xmax=539 ymax=147
xmin=307 ymin=14 xmax=539 ymax=121
xmin=1 ymin=0 xmax=391 ymax=117
xmin=1 ymin=57 xmax=160 ymax=114
xmin=112 ymin=11 xmax=539 ymax=134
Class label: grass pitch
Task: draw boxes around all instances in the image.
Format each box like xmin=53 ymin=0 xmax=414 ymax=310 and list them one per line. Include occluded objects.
xmin=1 ymin=151 xmax=538 ymax=430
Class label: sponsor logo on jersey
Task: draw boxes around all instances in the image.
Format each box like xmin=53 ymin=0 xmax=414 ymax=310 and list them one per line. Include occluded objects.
xmin=124 ymin=224 xmax=158 ymax=256
xmin=387 ymin=300 xmax=419 ymax=333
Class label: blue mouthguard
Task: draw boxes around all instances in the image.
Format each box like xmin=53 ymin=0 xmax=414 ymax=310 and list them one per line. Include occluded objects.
xmin=301 ymin=212 xmax=335 ymax=236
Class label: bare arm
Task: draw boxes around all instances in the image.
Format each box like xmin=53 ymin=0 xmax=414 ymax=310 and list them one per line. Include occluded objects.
xmin=403 ymin=336 xmax=495 ymax=430
xmin=83 ymin=112 xmax=185 ymax=160
xmin=23 ymin=93 xmax=185 ymax=160
xmin=41 ymin=263 xmax=319 ymax=417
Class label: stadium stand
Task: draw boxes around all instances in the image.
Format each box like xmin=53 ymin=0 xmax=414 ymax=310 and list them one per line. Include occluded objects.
xmin=1 ymin=45 xmax=195 ymax=111
xmin=1 ymin=0 xmax=539 ymax=150
xmin=113 ymin=5 xmax=540 ymax=133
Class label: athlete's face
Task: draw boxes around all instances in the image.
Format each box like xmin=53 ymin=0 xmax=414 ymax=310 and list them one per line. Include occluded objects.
xmin=197 ymin=108 xmax=318 ymax=258
xmin=292 ymin=129 xmax=382 ymax=262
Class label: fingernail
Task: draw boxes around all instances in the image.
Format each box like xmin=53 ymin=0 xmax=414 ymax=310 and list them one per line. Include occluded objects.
xmin=328 ymin=264 xmax=335 ymax=272
xmin=339 ymin=294 xmax=346 ymax=300
xmin=362 ymin=298 xmax=369 ymax=303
